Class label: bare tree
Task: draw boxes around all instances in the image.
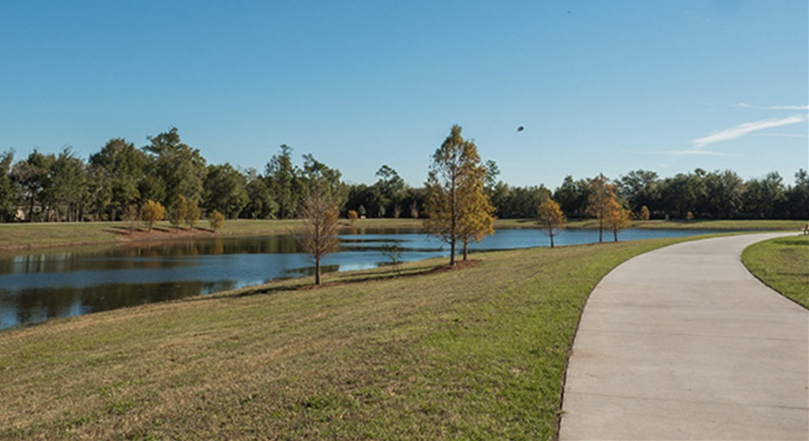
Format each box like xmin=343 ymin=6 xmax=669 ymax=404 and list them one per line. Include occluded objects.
xmin=296 ymin=188 xmax=340 ymax=285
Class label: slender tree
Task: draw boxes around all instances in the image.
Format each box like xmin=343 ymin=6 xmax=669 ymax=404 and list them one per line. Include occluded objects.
xmin=185 ymin=199 xmax=201 ymax=229
xmin=586 ymin=174 xmax=614 ymax=243
xmin=537 ymin=199 xmax=567 ymax=248
xmin=168 ymin=195 xmax=188 ymax=230
xmin=123 ymin=204 xmax=139 ymax=234
xmin=266 ymin=145 xmax=299 ymax=219
xmin=208 ymin=209 xmax=225 ymax=232
xmin=296 ymin=188 xmax=340 ymax=285
xmin=457 ymin=159 xmax=496 ymax=261
xmin=604 ymin=197 xmax=633 ymax=242
xmin=424 ymin=125 xmax=493 ymax=265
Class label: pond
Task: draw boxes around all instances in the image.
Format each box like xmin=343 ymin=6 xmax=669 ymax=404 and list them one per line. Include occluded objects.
xmin=0 ymin=227 xmax=718 ymax=330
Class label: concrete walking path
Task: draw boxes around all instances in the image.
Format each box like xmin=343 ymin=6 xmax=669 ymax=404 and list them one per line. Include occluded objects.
xmin=559 ymin=233 xmax=809 ymax=440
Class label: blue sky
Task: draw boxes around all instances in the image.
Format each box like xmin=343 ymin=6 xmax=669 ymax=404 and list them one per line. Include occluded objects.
xmin=1 ymin=0 xmax=806 ymax=188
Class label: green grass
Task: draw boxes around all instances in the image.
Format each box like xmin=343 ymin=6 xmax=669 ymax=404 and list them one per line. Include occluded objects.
xmin=495 ymin=218 xmax=805 ymax=230
xmin=0 ymin=219 xmax=424 ymax=251
xmin=0 ymin=237 xmax=703 ymax=440
xmin=742 ymin=235 xmax=809 ymax=308
xmin=630 ymin=219 xmax=806 ymax=231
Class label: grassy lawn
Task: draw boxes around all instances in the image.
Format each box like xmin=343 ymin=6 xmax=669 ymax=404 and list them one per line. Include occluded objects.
xmin=0 ymin=237 xmax=697 ymax=440
xmin=0 ymin=219 xmax=423 ymax=251
xmin=629 ymin=219 xmax=806 ymax=231
xmin=742 ymin=235 xmax=809 ymax=309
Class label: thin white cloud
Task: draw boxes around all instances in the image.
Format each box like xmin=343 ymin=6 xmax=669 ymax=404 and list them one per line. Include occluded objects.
xmin=755 ymin=133 xmax=808 ymax=139
xmin=735 ymin=103 xmax=809 ymax=110
xmin=669 ymin=149 xmax=735 ymax=156
xmin=692 ymin=114 xmax=808 ymax=148
xmin=627 ymin=149 xmax=736 ymax=157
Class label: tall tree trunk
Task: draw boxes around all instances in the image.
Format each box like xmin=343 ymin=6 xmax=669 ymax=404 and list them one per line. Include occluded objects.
xmin=450 ymin=172 xmax=456 ymax=266
xmin=315 ymin=256 xmax=321 ymax=285
xmin=598 ymin=218 xmax=604 ymax=242
xmin=549 ymin=225 xmax=555 ymax=248
xmin=28 ymin=194 xmax=35 ymax=222
xmin=613 ymin=228 xmax=618 ymax=242
xmin=463 ymin=241 xmax=468 ymax=261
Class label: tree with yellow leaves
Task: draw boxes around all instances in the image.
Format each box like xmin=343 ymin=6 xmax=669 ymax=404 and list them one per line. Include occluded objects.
xmin=457 ymin=165 xmax=496 ymax=261
xmin=208 ymin=209 xmax=225 ymax=233
xmin=604 ymin=197 xmax=633 ymax=242
xmin=140 ymin=199 xmax=165 ymax=232
xmin=586 ymin=174 xmax=614 ymax=243
xmin=537 ymin=199 xmax=566 ymax=248
xmin=424 ymin=125 xmax=495 ymax=265
xmin=638 ymin=205 xmax=651 ymax=221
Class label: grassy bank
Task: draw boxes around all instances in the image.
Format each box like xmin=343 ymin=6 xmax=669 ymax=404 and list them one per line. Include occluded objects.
xmin=0 ymin=237 xmax=695 ymax=440
xmin=629 ymin=219 xmax=806 ymax=231
xmin=742 ymin=235 xmax=809 ymax=308
xmin=0 ymin=218 xmax=801 ymax=251
xmin=0 ymin=219 xmax=424 ymax=251
xmin=478 ymin=218 xmax=805 ymax=231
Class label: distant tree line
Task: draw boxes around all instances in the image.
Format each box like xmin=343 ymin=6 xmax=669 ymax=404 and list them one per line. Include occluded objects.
xmin=553 ymin=168 xmax=809 ymax=221
xmin=0 ymin=127 xmax=806 ymax=223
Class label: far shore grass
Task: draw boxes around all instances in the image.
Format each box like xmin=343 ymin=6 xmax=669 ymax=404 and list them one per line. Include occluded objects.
xmin=742 ymin=235 xmax=809 ymax=309
xmin=0 ymin=218 xmax=804 ymax=251
xmin=0 ymin=236 xmax=708 ymax=440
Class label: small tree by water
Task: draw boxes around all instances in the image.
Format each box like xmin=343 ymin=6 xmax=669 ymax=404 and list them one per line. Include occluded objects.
xmin=537 ymin=199 xmax=566 ymax=248
xmin=209 ymin=209 xmax=225 ymax=233
xmin=123 ymin=204 xmax=139 ymax=234
xmin=604 ymin=198 xmax=633 ymax=242
xmin=185 ymin=200 xmax=201 ymax=229
xmin=141 ymin=200 xmax=165 ymax=232
xmin=169 ymin=195 xmax=188 ymax=231
xmin=296 ymin=188 xmax=340 ymax=285
xmin=380 ymin=241 xmax=403 ymax=275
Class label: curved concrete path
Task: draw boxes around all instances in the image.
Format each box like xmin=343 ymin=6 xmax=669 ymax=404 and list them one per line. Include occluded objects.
xmin=559 ymin=233 xmax=808 ymax=440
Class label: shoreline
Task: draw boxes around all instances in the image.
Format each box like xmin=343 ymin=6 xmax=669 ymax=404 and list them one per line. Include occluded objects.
xmin=0 ymin=218 xmax=803 ymax=252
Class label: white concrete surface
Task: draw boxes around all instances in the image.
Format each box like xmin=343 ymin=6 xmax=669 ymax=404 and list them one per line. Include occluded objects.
xmin=559 ymin=233 xmax=809 ymax=440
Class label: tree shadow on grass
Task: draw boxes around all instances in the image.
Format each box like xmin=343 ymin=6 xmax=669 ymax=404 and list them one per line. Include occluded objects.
xmin=204 ymin=260 xmax=481 ymax=301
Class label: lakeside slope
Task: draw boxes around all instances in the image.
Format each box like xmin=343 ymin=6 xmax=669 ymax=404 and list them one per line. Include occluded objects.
xmin=1 ymin=237 xmax=696 ymax=440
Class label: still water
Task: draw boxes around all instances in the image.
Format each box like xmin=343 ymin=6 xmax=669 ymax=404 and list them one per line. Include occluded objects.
xmin=0 ymin=228 xmax=717 ymax=330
